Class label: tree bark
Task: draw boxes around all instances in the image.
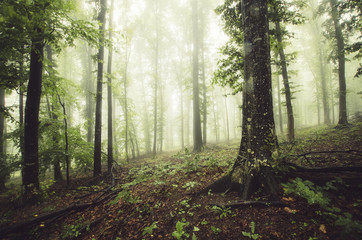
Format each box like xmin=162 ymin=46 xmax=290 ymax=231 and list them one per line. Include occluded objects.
xmin=192 ymin=0 xmax=203 ymax=152
xmin=93 ymin=0 xmax=107 ymax=176
xmin=275 ymin=21 xmax=294 ymax=141
xmin=0 ymin=88 xmax=6 ymax=192
xmin=329 ymin=0 xmax=348 ymax=126
xmin=107 ymin=0 xmax=114 ymax=173
xmin=84 ymin=45 xmax=94 ymax=143
xmin=230 ymin=0 xmax=278 ymax=200
xmin=152 ymin=3 xmax=159 ymax=156
xmin=318 ymin=47 xmax=331 ymax=125
xmin=276 ymin=73 xmax=284 ymax=133
xmin=23 ymin=30 xmax=43 ymax=200
xmin=46 ymin=45 xmax=63 ymax=182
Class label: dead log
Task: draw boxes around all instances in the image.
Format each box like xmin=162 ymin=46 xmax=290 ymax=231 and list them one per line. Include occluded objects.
xmin=0 ymin=203 xmax=92 ymax=237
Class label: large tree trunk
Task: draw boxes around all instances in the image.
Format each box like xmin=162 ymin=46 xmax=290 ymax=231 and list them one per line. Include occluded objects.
xmin=275 ymin=21 xmax=295 ymax=141
xmin=107 ymin=0 xmax=114 ymax=173
xmin=23 ymin=31 xmax=43 ymax=200
xmin=329 ymin=0 xmax=348 ymax=126
xmin=192 ymin=0 xmax=203 ymax=152
xmin=93 ymin=0 xmax=107 ymax=176
xmin=230 ymin=0 xmax=278 ymax=200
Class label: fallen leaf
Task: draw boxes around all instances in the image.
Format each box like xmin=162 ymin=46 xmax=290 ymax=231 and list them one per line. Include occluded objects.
xmin=319 ymin=224 xmax=327 ymax=234
xmin=283 ymin=207 xmax=298 ymax=214
xmin=282 ymin=197 xmax=295 ymax=202
xmin=271 ymin=231 xmax=281 ymax=238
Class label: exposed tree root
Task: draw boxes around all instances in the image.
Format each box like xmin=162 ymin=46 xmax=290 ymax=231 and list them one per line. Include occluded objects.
xmin=294 ymin=150 xmax=362 ymax=157
xmin=287 ymin=162 xmax=362 ymax=173
xmin=192 ymin=175 xmax=232 ymax=195
xmin=211 ymin=200 xmax=287 ymax=209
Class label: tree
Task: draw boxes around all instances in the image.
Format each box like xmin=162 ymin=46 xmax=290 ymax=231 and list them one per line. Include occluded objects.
xmin=23 ymin=22 xmax=44 ymax=200
xmin=328 ymin=0 xmax=348 ymax=126
xmin=93 ymin=0 xmax=107 ymax=176
xmin=107 ymin=0 xmax=114 ymax=173
xmin=192 ymin=0 xmax=203 ymax=152
xmin=274 ymin=21 xmax=295 ymax=141
xmin=45 ymin=45 xmax=62 ymax=182
xmin=0 ymin=88 xmax=6 ymax=192
xmin=206 ymin=0 xmax=278 ymax=200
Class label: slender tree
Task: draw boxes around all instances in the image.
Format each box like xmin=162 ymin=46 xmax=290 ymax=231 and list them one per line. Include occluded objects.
xmin=192 ymin=0 xmax=203 ymax=152
xmin=329 ymin=0 xmax=348 ymax=126
xmin=93 ymin=0 xmax=107 ymax=176
xmin=46 ymin=45 xmax=62 ymax=182
xmin=152 ymin=0 xmax=160 ymax=156
xmin=0 ymin=88 xmax=6 ymax=192
xmin=275 ymin=21 xmax=295 ymax=141
xmin=107 ymin=0 xmax=114 ymax=173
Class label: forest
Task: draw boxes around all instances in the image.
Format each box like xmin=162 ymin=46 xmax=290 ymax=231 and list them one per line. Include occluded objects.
xmin=0 ymin=0 xmax=361 ymax=239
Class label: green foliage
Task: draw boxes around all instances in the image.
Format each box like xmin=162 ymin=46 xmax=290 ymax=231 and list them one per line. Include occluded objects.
xmin=61 ymin=217 xmax=89 ymax=239
xmin=282 ymin=177 xmax=330 ymax=209
xmin=110 ymin=188 xmax=140 ymax=205
xmin=211 ymin=226 xmax=222 ymax=235
xmin=335 ymin=212 xmax=362 ymax=239
xmin=242 ymin=221 xmax=260 ymax=240
xmin=182 ymin=181 xmax=199 ymax=191
xmin=211 ymin=205 xmax=232 ymax=219
xmin=142 ymin=221 xmax=158 ymax=236
xmin=0 ymin=0 xmax=99 ymax=89
xmin=172 ymin=220 xmax=190 ymax=240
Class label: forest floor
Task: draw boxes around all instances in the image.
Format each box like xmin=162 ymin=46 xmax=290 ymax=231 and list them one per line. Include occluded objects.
xmin=0 ymin=123 xmax=362 ymax=240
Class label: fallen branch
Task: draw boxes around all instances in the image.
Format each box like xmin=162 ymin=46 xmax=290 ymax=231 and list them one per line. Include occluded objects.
xmin=0 ymin=186 xmax=118 ymax=238
xmin=0 ymin=202 xmax=92 ymax=237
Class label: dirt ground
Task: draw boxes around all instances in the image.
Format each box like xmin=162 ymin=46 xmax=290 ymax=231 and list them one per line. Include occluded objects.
xmin=0 ymin=124 xmax=361 ymax=240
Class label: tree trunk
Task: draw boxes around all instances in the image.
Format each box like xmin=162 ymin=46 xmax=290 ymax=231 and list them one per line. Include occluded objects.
xmin=0 ymin=88 xmax=6 ymax=192
xmin=224 ymin=94 xmax=229 ymax=143
xmin=107 ymin=0 xmax=114 ymax=173
xmin=57 ymin=96 xmax=69 ymax=186
xmin=275 ymin=21 xmax=294 ymax=141
xmin=124 ymin=48 xmax=129 ymax=163
xmin=230 ymin=0 xmax=278 ymax=200
xmin=152 ymin=10 xmax=159 ymax=156
xmin=329 ymin=0 xmax=348 ymax=126
xmin=141 ymin=79 xmax=151 ymax=154
xmin=23 ymin=31 xmax=43 ymax=200
xmin=318 ymin=48 xmax=331 ymax=125
xmin=201 ymin=40 xmax=207 ymax=145
xmin=276 ymin=73 xmax=283 ymax=133
xmin=178 ymin=77 xmax=185 ymax=149
xmin=46 ymin=45 xmax=63 ymax=182
xmin=192 ymin=0 xmax=203 ymax=152
xmin=93 ymin=0 xmax=107 ymax=177
xmin=84 ymin=45 xmax=94 ymax=143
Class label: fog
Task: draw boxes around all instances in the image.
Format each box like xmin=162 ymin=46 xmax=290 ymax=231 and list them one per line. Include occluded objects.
xmin=3 ymin=0 xmax=361 ymax=162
